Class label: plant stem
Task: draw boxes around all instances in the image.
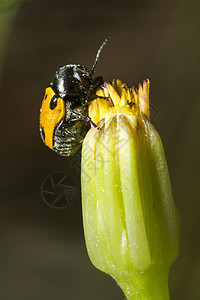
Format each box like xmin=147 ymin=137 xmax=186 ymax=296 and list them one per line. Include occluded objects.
xmin=115 ymin=269 xmax=170 ymax=300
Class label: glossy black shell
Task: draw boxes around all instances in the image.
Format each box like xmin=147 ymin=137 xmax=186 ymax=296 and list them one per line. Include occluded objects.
xmin=51 ymin=64 xmax=94 ymax=108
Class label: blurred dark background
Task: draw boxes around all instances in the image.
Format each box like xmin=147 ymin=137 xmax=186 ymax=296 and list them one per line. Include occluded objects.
xmin=0 ymin=0 xmax=200 ymax=299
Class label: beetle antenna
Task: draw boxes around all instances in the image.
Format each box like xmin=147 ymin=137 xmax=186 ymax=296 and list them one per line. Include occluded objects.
xmin=90 ymin=37 xmax=110 ymax=76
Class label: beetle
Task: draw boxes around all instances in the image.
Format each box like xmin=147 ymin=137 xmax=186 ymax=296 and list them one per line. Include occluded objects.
xmin=40 ymin=38 xmax=110 ymax=156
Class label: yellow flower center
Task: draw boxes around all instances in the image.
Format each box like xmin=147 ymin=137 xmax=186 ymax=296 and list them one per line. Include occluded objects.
xmin=89 ymin=79 xmax=150 ymax=125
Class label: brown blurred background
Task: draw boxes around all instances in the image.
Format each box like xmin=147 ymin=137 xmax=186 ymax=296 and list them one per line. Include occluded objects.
xmin=0 ymin=0 xmax=200 ymax=299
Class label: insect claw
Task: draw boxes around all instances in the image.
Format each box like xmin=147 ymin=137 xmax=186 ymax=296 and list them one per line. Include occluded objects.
xmin=91 ymin=120 xmax=98 ymax=129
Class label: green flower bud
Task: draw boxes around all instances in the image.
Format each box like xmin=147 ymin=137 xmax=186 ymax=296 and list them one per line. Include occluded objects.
xmin=81 ymin=80 xmax=179 ymax=299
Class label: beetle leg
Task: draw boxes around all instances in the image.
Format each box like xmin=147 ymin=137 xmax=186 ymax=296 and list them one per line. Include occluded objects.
xmin=88 ymin=94 xmax=112 ymax=103
xmin=68 ymin=108 xmax=99 ymax=129
xmin=64 ymin=128 xmax=83 ymax=142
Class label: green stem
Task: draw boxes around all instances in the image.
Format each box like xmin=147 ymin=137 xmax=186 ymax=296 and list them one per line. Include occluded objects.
xmin=115 ymin=268 xmax=170 ymax=300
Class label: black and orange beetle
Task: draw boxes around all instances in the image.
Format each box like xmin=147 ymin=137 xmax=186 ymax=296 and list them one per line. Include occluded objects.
xmin=40 ymin=38 xmax=110 ymax=156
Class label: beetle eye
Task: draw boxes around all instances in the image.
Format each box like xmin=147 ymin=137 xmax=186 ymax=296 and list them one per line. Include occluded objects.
xmin=50 ymin=95 xmax=58 ymax=110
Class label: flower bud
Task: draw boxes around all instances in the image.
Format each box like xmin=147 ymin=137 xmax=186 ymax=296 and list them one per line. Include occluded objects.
xmin=81 ymin=80 xmax=179 ymax=299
